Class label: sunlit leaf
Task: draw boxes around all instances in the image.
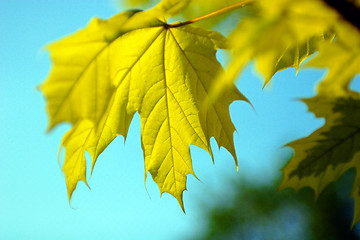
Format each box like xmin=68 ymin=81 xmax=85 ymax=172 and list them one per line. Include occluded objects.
xmin=214 ymin=0 xmax=338 ymax=93
xmin=42 ymin=10 xmax=246 ymax=208
xmin=307 ymin=22 xmax=360 ymax=96
xmin=39 ymin=10 xmax=161 ymax=130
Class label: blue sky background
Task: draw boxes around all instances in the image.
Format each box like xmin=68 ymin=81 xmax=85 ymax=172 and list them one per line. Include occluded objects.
xmin=1 ymin=0 xmax=359 ymax=239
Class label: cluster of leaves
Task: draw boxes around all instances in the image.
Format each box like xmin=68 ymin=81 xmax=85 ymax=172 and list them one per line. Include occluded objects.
xmin=40 ymin=0 xmax=360 ymax=224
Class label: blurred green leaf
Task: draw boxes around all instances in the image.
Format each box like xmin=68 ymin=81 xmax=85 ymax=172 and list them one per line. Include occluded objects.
xmin=281 ymin=95 xmax=360 ymax=224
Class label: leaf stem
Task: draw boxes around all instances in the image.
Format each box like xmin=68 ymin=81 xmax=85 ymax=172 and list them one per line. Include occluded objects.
xmin=166 ymin=0 xmax=254 ymax=28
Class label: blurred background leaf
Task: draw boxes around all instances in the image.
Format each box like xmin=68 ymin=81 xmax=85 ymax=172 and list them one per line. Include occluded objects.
xmin=186 ymin=168 xmax=360 ymax=240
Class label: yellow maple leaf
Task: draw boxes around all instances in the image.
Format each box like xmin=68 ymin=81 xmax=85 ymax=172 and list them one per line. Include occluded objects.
xmin=41 ymin=10 xmax=247 ymax=209
xmin=214 ymin=0 xmax=338 ymax=94
xmin=40 ymin=10 xmax=161 ymax=130
xmin=307 ymin=21 xmax=360 ymax=96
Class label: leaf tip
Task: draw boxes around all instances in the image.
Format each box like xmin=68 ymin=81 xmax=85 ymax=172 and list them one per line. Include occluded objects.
xmin=67 ymin=187 xmax=74 ymax=206
xmin=90 ymin=159 xmax=96 ymax=177
xmin=177 ymin=193 xmax=186 ymax=214
xmin=262 ymin=79 xmax=271 ymax=89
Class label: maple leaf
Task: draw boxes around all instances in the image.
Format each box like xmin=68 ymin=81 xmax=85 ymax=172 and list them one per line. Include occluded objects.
xmin=279 ymin=95 xmax=360 ymax=224
xmin=258 ymin=34 xmax=336 ymax=85
xmin=214 ymin=0 xmax=338 ymax=93
xmin=42 ymin=10 xmax=247 ymax=208
xmin=39 ymin=10 xmax=162 ymax=130
xmin=307 ymin=22 xmax=360 ymax=97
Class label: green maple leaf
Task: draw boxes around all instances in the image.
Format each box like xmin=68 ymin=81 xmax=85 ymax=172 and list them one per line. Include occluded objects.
xmin=280 ymin=95 xmax=360 ymax=225
xmin=41 ymin=10 xmax=246 ymax=209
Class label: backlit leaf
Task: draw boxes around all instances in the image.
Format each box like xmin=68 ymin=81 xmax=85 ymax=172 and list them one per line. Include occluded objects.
xmin=39 ymin=10 xmax=160 ymax=131
xmin=307 ymin=22 xmax=360 ymax=96
xmin=214 ymin=0 xmax=338 ymax=93
xmin=42 ymin=11 xmax=246 ymax=208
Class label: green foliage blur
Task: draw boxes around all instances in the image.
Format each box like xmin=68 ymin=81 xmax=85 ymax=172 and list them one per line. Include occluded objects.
xmin=189 ymin=171 xmax=360 ymax=240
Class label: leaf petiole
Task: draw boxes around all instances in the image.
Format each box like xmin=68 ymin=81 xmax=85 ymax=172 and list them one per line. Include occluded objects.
xmin=166 ymin=0 xmax=254 ymax=28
